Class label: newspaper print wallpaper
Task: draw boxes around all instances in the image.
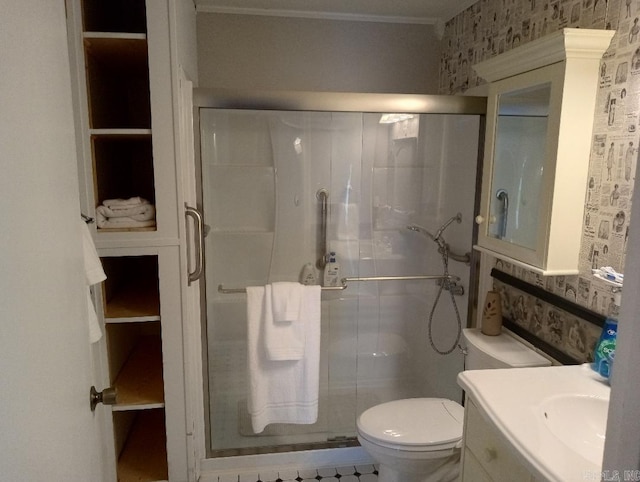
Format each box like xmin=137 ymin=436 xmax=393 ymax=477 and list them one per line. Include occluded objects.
xmin=441 ymin=0 xmax=637 ymax=321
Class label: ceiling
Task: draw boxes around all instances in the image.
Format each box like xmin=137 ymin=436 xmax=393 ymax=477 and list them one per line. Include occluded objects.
xmin=194 ymin=0 xmax=477 ymax=24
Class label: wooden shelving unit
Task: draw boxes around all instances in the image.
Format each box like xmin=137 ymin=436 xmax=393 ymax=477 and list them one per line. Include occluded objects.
xmin=101 ymin=254 xmax=167 ymax=480
xmin=72 ymin=1 xmax=169 ymax=480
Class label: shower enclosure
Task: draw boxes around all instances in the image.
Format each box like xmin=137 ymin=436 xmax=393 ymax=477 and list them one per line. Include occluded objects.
xmin=193 ymin=90 xmax=485 ymax=458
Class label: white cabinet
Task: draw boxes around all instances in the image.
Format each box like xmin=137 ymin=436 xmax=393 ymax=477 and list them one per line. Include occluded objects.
xmin=461 ymin=399 xmax=536 ymax=482
xmin=66 ymin=1 xmax=191 ymax=480
xmin=473 ymin=29 xmax=614 ymax=275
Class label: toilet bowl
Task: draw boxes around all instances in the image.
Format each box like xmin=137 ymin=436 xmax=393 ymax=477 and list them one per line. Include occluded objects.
xmin=357 ymin=398 xmax=463 ymax=482
xmin=356 ymin=328 xmax=552 ymax=482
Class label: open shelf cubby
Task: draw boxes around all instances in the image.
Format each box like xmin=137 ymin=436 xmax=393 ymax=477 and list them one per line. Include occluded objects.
xmin=84 ymin=36 xmax=151 ymax=129
xmin=82 ymin=0 xmax=147 ymax=34
xmin=113 ymin=409 xmax=168 ymax=482
xmin=91 ymin=134 xmax=156 ymax=217
xmin=101 ymin=256 xmax=160 ymax=320
xmin=106 ymin=323 xmax=164 ymax=409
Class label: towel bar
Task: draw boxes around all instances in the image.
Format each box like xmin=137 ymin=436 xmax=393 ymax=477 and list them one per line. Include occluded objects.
xmin=217 ymin=274 xmax=459 ymax=294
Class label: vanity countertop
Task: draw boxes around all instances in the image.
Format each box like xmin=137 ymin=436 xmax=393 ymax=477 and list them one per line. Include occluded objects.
xmin=458 ymin=364 xmax=610 ymax=482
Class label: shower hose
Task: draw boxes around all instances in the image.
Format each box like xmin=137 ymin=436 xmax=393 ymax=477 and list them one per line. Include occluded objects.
xmin=428 ymin=246 xmax=463 ymax=355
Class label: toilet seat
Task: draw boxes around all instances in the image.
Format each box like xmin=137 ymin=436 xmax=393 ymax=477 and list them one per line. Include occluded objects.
xmin=357 ymin=398 xmax=464 ymax=452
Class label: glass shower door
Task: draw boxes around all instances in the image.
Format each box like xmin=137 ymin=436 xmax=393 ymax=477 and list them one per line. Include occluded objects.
xmin=198 ymin=105 xmax=482 ymax=458
xmin=199 ymin=108 xmax=362 ymax=455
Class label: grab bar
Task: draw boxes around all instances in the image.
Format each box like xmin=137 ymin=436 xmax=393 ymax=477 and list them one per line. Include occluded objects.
xmin=316 ymin=189 xmax=329 ymax=269
xmin=217 ymin=273 xmax=459 ymax=294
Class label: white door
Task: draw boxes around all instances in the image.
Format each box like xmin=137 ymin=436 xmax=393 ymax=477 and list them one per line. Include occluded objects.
xmin=0 ymin=2 xmax=106 ymax=480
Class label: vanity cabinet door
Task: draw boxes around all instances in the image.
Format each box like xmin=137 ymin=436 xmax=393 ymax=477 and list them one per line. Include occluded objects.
xmin=462 ymin=448 xmax=493 ymax=482
xmin=462 ymin=400 xmax=535 ymax=482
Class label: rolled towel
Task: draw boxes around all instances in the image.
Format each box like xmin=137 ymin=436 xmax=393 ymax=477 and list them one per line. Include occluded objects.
xmin=96 ymin=203 xmax=155 ymax=220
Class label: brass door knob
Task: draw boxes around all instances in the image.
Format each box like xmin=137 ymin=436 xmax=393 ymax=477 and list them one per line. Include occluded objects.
xmin=90 ymin=385 xmax=117 ymax=412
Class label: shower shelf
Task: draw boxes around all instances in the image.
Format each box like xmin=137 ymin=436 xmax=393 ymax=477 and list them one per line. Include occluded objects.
xmin=217 ymin=274 xmax=459 ymax=294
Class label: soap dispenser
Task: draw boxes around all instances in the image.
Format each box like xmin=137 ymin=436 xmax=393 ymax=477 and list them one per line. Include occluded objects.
xmin=300 ymin=263 xmax=317 ymax=285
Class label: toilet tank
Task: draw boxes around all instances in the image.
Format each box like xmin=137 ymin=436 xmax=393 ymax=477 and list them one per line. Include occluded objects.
xmin=462 ymin=328 xmax=552 ymax=369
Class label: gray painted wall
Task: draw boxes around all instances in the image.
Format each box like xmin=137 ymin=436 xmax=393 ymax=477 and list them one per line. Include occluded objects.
xmin=197 ymin=13 xmax=441 ymax=93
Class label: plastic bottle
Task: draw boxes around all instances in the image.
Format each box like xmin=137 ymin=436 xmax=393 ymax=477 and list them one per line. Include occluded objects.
xmin=300 ymin=263 xmax=317 ymax=285
xmin=592 ymin=318 xmax=618 ymax=379
xmin=323 ymin=252 xmax=341 ymax=287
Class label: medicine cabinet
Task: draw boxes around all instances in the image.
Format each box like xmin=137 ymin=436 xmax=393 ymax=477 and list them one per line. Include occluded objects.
xmin=473 ymin=28 xmax=614 ymax=275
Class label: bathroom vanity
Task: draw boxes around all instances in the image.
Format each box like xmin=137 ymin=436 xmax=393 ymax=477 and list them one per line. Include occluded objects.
xmin=458 ymin=365 xmax=610 ymax=482
xmin=461 ymin=399 xmax=535 ymax=482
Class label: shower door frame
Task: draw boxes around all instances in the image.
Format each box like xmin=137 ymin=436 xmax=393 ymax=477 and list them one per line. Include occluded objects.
xmin=191 ymin=88 xmax=487 ymax=463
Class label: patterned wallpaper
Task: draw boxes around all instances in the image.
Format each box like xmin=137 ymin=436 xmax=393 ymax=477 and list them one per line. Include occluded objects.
xmin=441 ymin=0 xmax=638 ymax=322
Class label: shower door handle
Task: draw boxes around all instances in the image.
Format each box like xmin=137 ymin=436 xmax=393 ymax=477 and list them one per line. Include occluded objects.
xmin=185 ymin=204 xmax=204 ymax=285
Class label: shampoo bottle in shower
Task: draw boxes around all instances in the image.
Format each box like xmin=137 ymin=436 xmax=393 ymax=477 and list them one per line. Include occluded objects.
xmin=323 ymin=252 xmax=341 ymax=287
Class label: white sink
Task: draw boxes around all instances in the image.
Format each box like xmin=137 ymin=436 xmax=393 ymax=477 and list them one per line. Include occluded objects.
xmin=540 ymin=394 xmax=609 ymax=465
xmin=458 ymin=364 xmax=612 ymax=481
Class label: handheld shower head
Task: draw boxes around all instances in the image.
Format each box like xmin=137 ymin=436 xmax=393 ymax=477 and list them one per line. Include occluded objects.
xmin=407 ymin=214 xmax=470 ymax=265
xmin=433 ymin=213 xmax=462 ymax=241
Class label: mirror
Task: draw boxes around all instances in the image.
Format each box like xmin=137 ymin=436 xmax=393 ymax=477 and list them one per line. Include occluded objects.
xmin=488 ymin=83 xmax=551 ymax=250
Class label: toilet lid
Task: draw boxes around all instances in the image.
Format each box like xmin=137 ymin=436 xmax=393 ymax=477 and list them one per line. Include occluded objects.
xmin=357 ymin=398 xmax=464 ymax=448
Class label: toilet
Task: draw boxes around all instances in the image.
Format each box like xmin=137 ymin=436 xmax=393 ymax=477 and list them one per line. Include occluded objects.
xmin=356 ymin=328 xmax=551 ymax=482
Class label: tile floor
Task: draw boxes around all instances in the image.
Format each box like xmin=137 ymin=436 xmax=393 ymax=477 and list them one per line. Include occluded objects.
xmin=215 ymin=464 xmax=378 ymax=482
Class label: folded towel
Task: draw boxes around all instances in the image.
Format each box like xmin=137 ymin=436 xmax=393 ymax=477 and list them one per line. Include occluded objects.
xmin=265 ymin=283 xmax=304 ymax=360
xmin=95 ymin=211 xmax=156 ymax=229
xmin=81 ymin=220 xmax=106 ymax=343
xmin=271 ymin=282 xmax=303 ymax=323
xmin=103 ymin=196 xmax=147 ymax=208
xmin=96 ymin=203 xmax=155 ymax=220
xmin=246 ymin=285 xmax=321 ymax=433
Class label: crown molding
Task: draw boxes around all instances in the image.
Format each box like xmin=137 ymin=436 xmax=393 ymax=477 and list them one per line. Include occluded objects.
xmin=473 ymin=28 xmax=615 ymax=82
xmin=196 ymin=5 xmax=438 ymax=25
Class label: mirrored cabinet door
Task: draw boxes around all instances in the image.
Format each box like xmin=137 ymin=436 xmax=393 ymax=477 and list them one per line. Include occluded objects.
xmin=477 ymin=62 xmax=565 ymax=271
xmin=488 ymin=82 xmax=551 ymax=249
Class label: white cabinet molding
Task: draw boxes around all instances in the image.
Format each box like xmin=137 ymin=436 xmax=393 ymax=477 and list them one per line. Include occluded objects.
xmin=473 ymin=28 xmax=615 ymax=83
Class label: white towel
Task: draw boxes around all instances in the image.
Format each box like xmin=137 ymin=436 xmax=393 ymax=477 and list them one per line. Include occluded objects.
xmin=103 ymin=196 xmax=146 ymax=208
xmin=96 ymin=203 xmax=155 ymax=219
xmin=95 ymin=213 xmax=156 ymax=229
xmin=81 ymin=220 xmax=106 ymax=343
xmin=271 ymin=282 xmax=303 ymax=322
xmin=246 ymin=285 xmax=321 ymax=433
xmin=265 ymin=283 xmax=304 ymax=360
